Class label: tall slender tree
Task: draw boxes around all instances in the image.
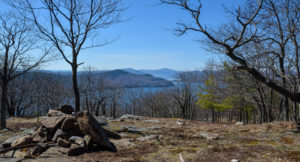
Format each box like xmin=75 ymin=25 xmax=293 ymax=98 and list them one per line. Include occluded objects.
xmin=8 ymin=0 xmax=125 ymax=112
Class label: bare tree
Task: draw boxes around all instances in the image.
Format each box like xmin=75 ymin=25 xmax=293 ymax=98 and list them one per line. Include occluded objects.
xmin=0 ymin=13 xmax=51 ymax=129
xmin=160 ymin=0 xmax=300 ymax=107
xmin=8 ymin=0 xmax=125 ymax=112
xmin=170 ymin=72 xmax=200 ymax=119
xmin=80 ymin=66 xmax=108 ymax=115
xmin=108 ymin=86 xmax=123 ymax=119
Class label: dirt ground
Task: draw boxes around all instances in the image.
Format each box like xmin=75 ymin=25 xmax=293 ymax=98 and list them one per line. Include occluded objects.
xmin=1 ymin=117 xmax=300 ymax=162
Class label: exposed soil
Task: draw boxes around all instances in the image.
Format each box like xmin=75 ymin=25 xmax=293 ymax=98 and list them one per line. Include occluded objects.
xmin=1 ymin=117 xmax=300 ymax=162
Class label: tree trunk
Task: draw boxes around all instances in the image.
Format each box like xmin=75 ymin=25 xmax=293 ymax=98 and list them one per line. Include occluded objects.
xmin=285 ymin=97 xmax=289 ymax=121
xmin=1 ymin=80 xmax=8 ymax=129
xmin=269 ymin=89 xmax=274 ymax=122
xmin=101 ymin=103 xmax=107 ymax=117
xmin=279 ymin=98 xmax=284 ymax=120
xmin=293 ymin=102 xmax=298 ymax=122
xmin=7 ymin=100 xmax=15 ymax=117
xmin=211 ymin=106 xmax=215 ymax=123
xmin=72 ymin=64 xmax=80 ymax=112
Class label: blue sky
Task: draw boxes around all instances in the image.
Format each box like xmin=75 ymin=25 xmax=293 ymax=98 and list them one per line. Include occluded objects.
xmin=2 ymin=0 xmax=241 ymax=71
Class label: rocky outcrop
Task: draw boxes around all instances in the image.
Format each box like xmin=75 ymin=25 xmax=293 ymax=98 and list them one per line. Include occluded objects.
xmin=0 ymin=106 xmax=119 ymax=158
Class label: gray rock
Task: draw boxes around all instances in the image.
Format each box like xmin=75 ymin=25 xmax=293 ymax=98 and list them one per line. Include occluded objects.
xmin=67 ymin=144 xmax=85 ymax=156
xmin=83 ymin=135 xmax=92 ymax=148
xmin=75 ymin=138 xmax=85 ymax=147
xmin=32 ymin=126 xmax=47 ymax=142
xmin=11 ymin=135 xmax=33 ymax=147
xmin=61 ymin=117 xmax=77 ymax=131
xmin=120 ymin=114 xmax=142 ymax=120
xmin=231 ymin=159 xmax=240 ymax=162
xmin=145 ymin=120 xmax=160 ymax=124
xmin=31 ymin=143 xmax=49 ymax=156
xmin=148 ymin=126 xmax=162 ymax=130
xmin=125 ymin=126 xmax=147 ymax=134
xmin=58 ymin=138 xmax=71 ymax=148
xmin=68 ymin=136 xmax=82 ymax=143
xmin=22 ymin=128 xmax=35 ymax=135
xmin=20 ymin=128 xmax=27 ymax=131
xmin=199 ymin=132 xmax=219 ymax=140
xmin=4 ymin=150 xmax=27 ymax=158
xmin=77 ymin=111 xmax=114 ymax=149
xmin=2 ymin=128 xmax=35 ymax=148
xmin=119 ymin=133 xmax=129 ymax=137
xmin=235 ymin=122 xmax=244 ymax=125
xmin=52 ymin=129 xmax=67 ymax=142
xmin=2 ymin=135 xmax=25 ymax=148
xmin=111 ymin=139 xmax=136 ymax=148
xmin=0 ymin=158 xmax=22 ymax=162
xmin=137 ymin=135 xmax=161 ymax=142
xmin=94 ymin=116 xmax=108 ymax=126
xmin=39 ymin=116 xmax=66 ymax=131
xmin=68 ymin=136 xmax=86 ymax=147
xmin=39 ymin=147 xmax=68 ymax=158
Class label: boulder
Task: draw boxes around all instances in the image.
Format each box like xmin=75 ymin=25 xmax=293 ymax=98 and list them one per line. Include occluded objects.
xmin=61 ymin=117 xmax=77 ymax=131
xmin=52 ymin=129 xmax=67 ymax=142
xmin=32 ymin=126 xmax=47 ymax=142
xmin=68 ymin=136 xmax=86 ymax=147
xmin=47 ymin=109 xmax=65 ymax=117
xmin=67 ymin=144 xmax=85 ymax=156
xmin=39 ymin=116 xmax=66 ymax=131
xmin=2 ymin=134 xmax=25 ymax=148
xmin=58 ymin=138 xmax=71 ymax=148
xmin=11 ymin=135 xmax=33 ymax=147
xmin=77 ymin=111 xmax=113 ymax=149
xmin=58 ymin=105 xmax=74 ymax=114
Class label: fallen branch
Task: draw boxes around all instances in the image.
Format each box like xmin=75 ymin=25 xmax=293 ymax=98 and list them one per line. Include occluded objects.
xmin=0 ymin=143 xmax=37 ymax=154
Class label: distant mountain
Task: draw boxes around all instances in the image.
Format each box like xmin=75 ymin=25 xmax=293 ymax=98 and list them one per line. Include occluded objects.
xmin=122 ymin=68 xmax=145 ymax=75
xmin=122 ymin=68 xmax=180 ymax=81
xmin=100 ymin=69 xmax=174 ymax=88
xmin=42 ymin=69 xmax=174 ymax=88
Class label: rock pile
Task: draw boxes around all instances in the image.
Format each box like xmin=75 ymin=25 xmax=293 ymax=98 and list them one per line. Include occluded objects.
xmin=0 ymin=105 xmax=120 ymax=159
